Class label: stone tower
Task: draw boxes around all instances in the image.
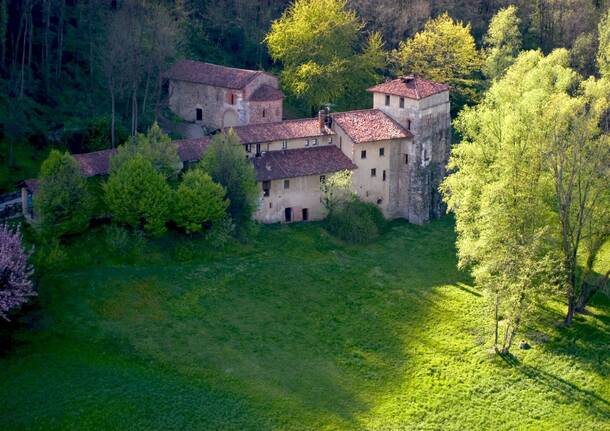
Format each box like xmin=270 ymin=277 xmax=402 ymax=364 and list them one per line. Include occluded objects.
xmin=368 ymin=76 xmax=451 ymax=224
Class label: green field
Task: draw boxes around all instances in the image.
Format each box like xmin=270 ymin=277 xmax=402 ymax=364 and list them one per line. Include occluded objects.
xmin=1 ymin=219 xmax=608 ymax=430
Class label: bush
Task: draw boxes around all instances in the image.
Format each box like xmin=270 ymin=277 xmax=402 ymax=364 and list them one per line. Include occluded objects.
xmin=103 ymin=154 xmax=172 ymax=236
xmin=33 ymin=150 xmax=93 ymax=238
xmin=174 ymin=169 xmax=229 ymax=234
xmin=103 ymin=225 xmax=146 ymax=261
xmin=0 ymin=224 xmax=35 ymax=320
xmin=325 ymin=198 xmax=385 ymax=244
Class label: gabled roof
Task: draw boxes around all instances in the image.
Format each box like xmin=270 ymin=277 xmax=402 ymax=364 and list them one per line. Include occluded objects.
xmin=165 ymin=60 xmax=269 ymax=90
xmin=230 ymin=118 xmax=333 ymax=145
xmin=73 ymin=148 xmax=117 ymax=176
xmin=367 ymin=75 xmax=449 ymax=100
xmin=332 ymin=109 xmax=412 ymax=144
xmin=248 ymin=84 xmax=284 ymax=102
xmin=252 ymin=146 xmax=356 ymax=182
xmin=174 ymin=137 xmax=212 ymax=162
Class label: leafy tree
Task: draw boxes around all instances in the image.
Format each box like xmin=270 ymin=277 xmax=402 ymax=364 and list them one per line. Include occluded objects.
xmin=0 ymin=223 xmax=35 ymax=321
xmin=110 ymin=122 xmax=181 ymax=179
xmin=200 ymin=130 xmax=258 ymax=233
xmin=483 ymin=6 xmax=522 ymax=80
xmin=320 ymin=169 xmax=354 ymax=213
xmin=265 ymin=0 xmax=384 ymax=111
xmin=325 ymin=198 xmax=385 ymax=244
xmin=104 ymin=154 xmax=171 ymax=236
xmin=394 ymin=12 xmax=482 ymax=111
xmin=33 ymin=150 xmax=93 ymax=237
xmin=597 ymin=8 xmax=610 ymax=78
xmin=570 ymin=32 xmax=598 ymax=78
xmin=174 ymin=169 xmax=229 ymax=234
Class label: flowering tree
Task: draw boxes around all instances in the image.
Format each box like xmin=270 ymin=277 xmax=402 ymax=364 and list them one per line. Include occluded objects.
xmin=0 ymin=224 xmax=35 ymax=321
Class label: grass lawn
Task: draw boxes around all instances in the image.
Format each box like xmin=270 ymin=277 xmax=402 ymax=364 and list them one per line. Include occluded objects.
xmin=1 ymin=218 xmax=608 ymax=430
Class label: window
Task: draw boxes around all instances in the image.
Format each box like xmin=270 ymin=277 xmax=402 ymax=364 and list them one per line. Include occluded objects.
xmin=379 ymin=147 xmax=385 ymax=157
xmin=385 ymin=94 xmax=390 ymax=106
xmin=406 ymin=119 xmax=411 ymax=130
xmin=382 ymin=170 xmax=386 ymax=181
xmin=312 ymin=138 xmax=318 ymax=146
xmin=305 ymin=139 xmax=310 ymax=147
xmin=245 ymin=144 xmax=252 ymax=153
xmin=262 ymin=109 xmax=266 ymax=118
xmin=424 ymin=148 xmax=430 ymax=161
xmin=229 ymin=93 xmax=235 ymax=105
xmin=400 ymin=97 xmax=405 ymax=108
xmin=282 ymin=140 xmax=288 ymax=150
xmin=320 ymin=175 xmax=326 ymax=183
xmin=405 ymin=154 xmax=409 ymax=164
xmin=361 ymin=150 xmax=367 ymax=159
xmin=328 ymin=137 xmax=333 ymax=145
xmin=284 ymin=207 xmax=292 ymax=222
xmin=262 ymin=180 xmax=271 ymax=197
xmin=255 ymin=143 xmax=261 ymax=157
xmin=302 ymin=208 xmax=309 ymax=221
xmin=371 ymin=168 xmax=377 ymax=177
xmin=196 ymin=108 xmax=203 ymax=121
xmin=284 ymin=179 xmax=290 ymax=189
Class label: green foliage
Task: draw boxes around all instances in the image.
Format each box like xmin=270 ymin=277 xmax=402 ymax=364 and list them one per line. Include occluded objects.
xmin=395 ymin=12 xmax=482 ymax=110
xmin=174 ymin=169 xmax=229 ymax=234
xmin=265 ymin=0 xmax=384 ymax=110
xmin=33 ymin=150 xmax=93 ymax=238
xmin=597 ymin=8 xmax=610 ymax=78
xmin=103 ymin=154 xmax=171 ymax=236
xmin=200 ymin=131 xmax=258 ymax=234
xmin=483 ymin=6 xmax=522 ymax=80
xmin=320 ymin=169 xmax=354 ymax=213
xmin=84 ymin=115 xmax=129 ymax=152
xmin=102 ymin=224 xmax=146 ymax=262
xmin=325 ymin=198 xmax=385 ymax=244
xmin=570 ymin=32 xmax=598 ymax=78
xmin=110 ymin=122 xmax=181 ymax=179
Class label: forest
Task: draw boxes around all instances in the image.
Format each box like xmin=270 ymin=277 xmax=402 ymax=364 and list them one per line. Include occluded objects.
xmin=0 ymin=0 xmax=609 ymax=192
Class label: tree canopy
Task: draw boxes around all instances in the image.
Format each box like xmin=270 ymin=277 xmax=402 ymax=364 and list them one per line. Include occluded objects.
xmin=483 ymin=6 xmax=522 ymax=80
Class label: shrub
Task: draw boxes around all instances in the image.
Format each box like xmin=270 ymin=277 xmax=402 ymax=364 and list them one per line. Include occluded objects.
xmin=103 ymin=154 xmax=172 ymax=236
xmin=103 ymin=225 xmax=146 ymax=261
xmin=174 ymin=169 xmax=229 ymax=234
xmin=200 ymin=130 xmax=258 ymax=234
xmin=325 ymin=198 xmax=385 ymax=244
xmin=0 ymin=224 xmax=35 ymax=320
xmin=33 ymin=150 xmax=93 ymax=238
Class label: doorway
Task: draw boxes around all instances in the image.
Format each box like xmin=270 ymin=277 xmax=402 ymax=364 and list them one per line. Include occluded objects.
xmin=196 ymin=108 xmax=203 ymax=121
xmin=284 ymin=207 xmax=292 ymax=222
xmin=302 ymin=208 xmax=309 ymax=221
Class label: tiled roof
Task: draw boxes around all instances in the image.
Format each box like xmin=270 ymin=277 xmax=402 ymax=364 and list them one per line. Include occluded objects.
xmin=248 ymin=84 xmax=284 ymax=101
xmin=231 ymin=118 xmax=333 ymax=144
xmin=165 ymin=60 xmax=264 ymax=89
xmin=367 ymin=76 xmax=449 ymax=100
xmin=332 ymin=109 xmax=412 ymax=144
xmin=73 ymin=148 xmax=117 ymax=176
xmin=174 ymin=137 xmax=212 ymax=162
xmin=253 ymin=146 xmax=357 ymax=181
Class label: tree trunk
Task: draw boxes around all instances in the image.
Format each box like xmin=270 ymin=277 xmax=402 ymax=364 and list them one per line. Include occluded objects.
xmin=494 ymin=291 xmax=499 ymax=349
xmin=110 ymin=84 xmax=116 ymax=148
xmin=19 ymin=6 xmax=28 ymax=98
xmin=576 ymin=269 xmax=610 ymax=313
xmin=56 ymin=0 xmax=65 ymax=79
xmin=564 ymin=294 xmax=575 ymax=325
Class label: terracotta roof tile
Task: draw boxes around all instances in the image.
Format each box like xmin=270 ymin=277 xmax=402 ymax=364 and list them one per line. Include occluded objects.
xmin=73 ymin=148 xmax=117 ymax=176
xmin=332 ymin=109 xmax=412 ymax=144
xmin=248 ymin=84 xmax=284 ymax=101
xmin=165 ymin=60 xmax=264 ymax=89
xmin=253 ymin=146 xmax=356 ymax=181
xmin=230 ymin=118 xmax=333 ymax=144
xmin=174 ymin=137 xmax=212 ymax=162
xmin=367 ymin=76 xmax=449 ymax=100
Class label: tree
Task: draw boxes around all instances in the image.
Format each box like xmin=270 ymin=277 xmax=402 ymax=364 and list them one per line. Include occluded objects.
xmin=483 ymin=6 xmax=522 ymax=81
xmin=0 ymin=223 xmax=35 ymax=321
xmin=174 ymin=169 xmax=229 ymax=234
xmin=265 ymin=0 xmax=384 ymax=111
xmin=110 ymin=122 xmax=181 ymax=179
xmin=200 ymin=130 xmax=258 ymax=233
xmin=570 ymin=32 xmax=598 ymax=78
xmin=104 ymin=154 xmax=171 ymax=236
xmin=441 ymin=50 xmax=580 ymax=352
xmin=33 ymin=150 xmax=93 ymax=237
xmin=395 ymin=13 xmax=482 ymax=111
xmin=320 ymin=169 xmax=353 ymax=213
xmin=597 ymin=8 xmax=610 ymax=78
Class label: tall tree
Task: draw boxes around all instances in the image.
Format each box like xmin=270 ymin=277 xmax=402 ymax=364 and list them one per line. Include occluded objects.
xmin=483 ymin=5 xmax=522 ymax=80
xmin=597 ymin=8 xmax=610 ymax=78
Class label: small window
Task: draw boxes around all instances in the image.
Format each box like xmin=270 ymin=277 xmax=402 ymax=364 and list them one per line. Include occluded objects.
xmin=379 ymin=147 xmax=385 ymax=157
xmin=406 ymin=119 xmax=411 ymax=130
xmin=361 ymin=150 xmax=367 ymax=159
xmin=399 ymin=97 xmax=405 ymax=108
xmin=305 ymin=139 xmax=310 ymax=147
xmin=339 ymin=136 xmax=342 ymax=146
xmin=262 ymin=109 xmax=266 ymax=118
xmin=424 ymin=148 xmax=430 ymax=161
xmin=382 ymin=170 xmax=386 ymax=181
xmin=255 ymin=143 xmax=261 ymax=157
xmin=385 ymin=94 xmax=390 ymax=106
xmin=302 ymin=208 xmax=309 ymax=221
xmin=320 ymin=175 xmax=326 ymax=183
xmin=245 ymin=144 xmax=252 ymax=153
xmin=405 ymin=154 xmax=409 ymax=164
xmin=262 ymin=180 xmax=271 ymax=197
xmin=282 ymin=140 xmax=288 ymax=150
xmin=371 ymin=168 xmax=376 ymax=177
xmin=284 ymin=179 xmax=290 ymax=189
xmin=196 ymin=108 xmax=203 ymax=121
xmin=312 ymin=138 xmax=318 ymax=146
xmin=230 ymin=93 xmax=235 ymax=105
xmin=328 ymin=137 xmax=333 ymax=145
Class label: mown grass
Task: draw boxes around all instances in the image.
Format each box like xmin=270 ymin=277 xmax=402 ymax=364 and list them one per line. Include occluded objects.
xmin=0 ymin=218 xmax=608 ymax=430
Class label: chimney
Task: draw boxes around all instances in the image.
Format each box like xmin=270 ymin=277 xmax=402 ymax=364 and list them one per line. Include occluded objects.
xmin=402 ymin=74 xmax=415 ymax=83
xmin=318 ymin=109 xmax=326 ymax=133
